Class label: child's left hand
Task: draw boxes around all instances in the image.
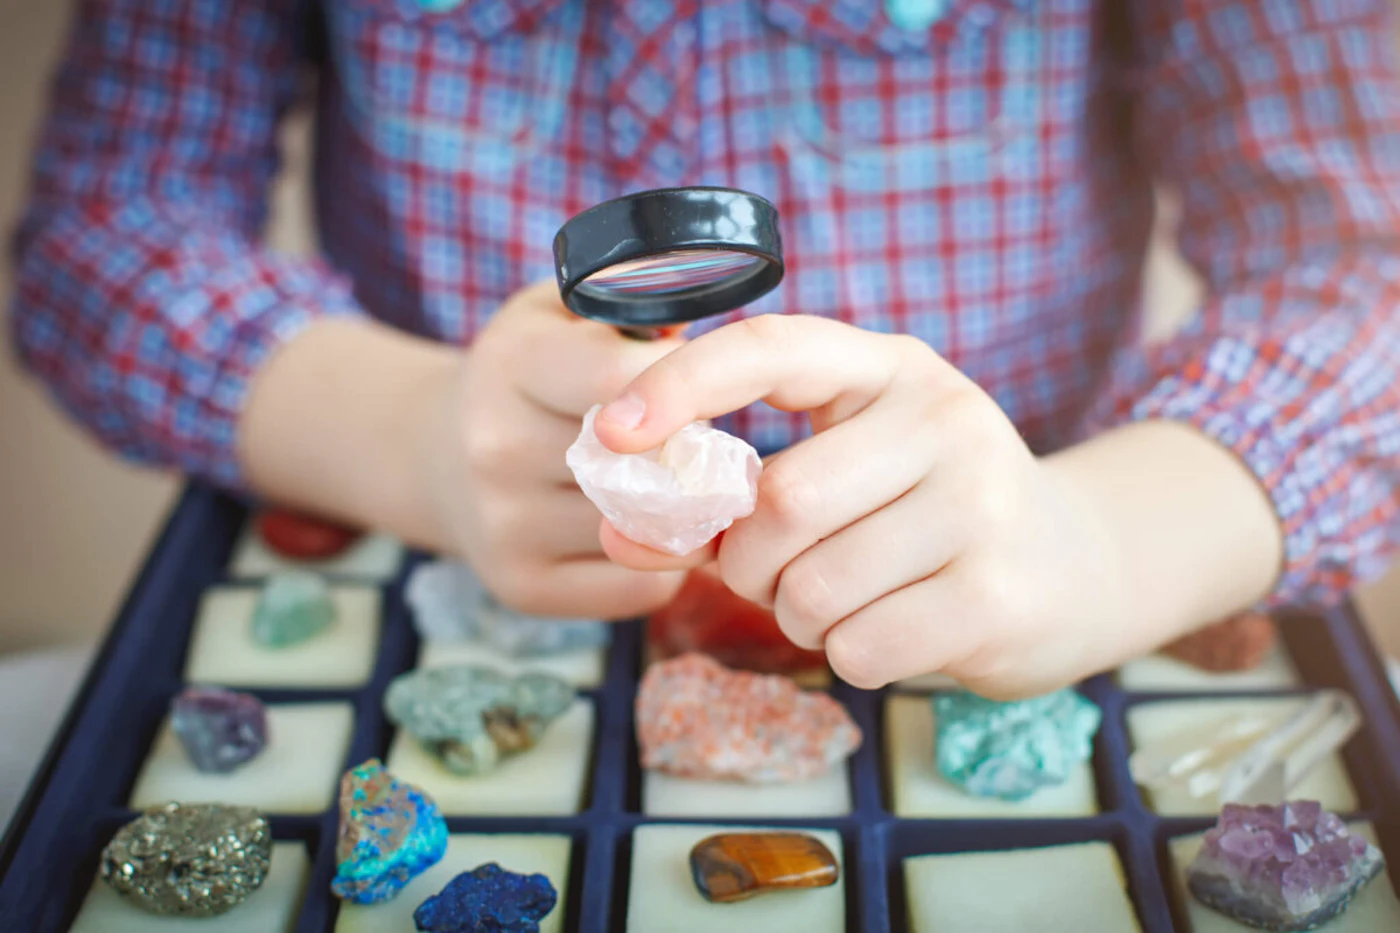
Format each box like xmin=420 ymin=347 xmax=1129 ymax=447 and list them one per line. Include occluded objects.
xmin=589 ymin=314 xmax=1138 ymax=698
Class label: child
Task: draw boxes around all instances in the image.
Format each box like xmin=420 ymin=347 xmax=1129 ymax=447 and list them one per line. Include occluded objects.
xmin=12 ymin=0 xmax=1400 ymax=697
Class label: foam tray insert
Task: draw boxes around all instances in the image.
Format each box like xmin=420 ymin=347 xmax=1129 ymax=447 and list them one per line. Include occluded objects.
xmin=3 ymin=485 xmax=1400 ymax=932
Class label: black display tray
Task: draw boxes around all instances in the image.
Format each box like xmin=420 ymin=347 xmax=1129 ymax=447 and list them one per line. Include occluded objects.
xmin=3 ymin=484 xmax=1399 ymax=931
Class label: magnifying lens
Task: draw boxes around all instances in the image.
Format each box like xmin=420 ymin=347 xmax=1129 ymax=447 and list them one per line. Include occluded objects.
xmin=553 ymin=187 xmax=784 ymax=340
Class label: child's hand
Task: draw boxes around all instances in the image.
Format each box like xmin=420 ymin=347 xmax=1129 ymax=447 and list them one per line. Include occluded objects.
xmin=590 ymin=314 xmax=1133 ymax=698
xmin=431 ymin=281 xmax=687 ymax=619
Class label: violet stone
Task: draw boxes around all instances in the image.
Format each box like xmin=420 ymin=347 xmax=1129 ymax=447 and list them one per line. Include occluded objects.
xmin=170 ymin=686 xmax=268 ymax=773
xmin=414 ymin=863 xmax=557 ymax=933
xmin=1187 ymin=800 xmax=1384 ymax=931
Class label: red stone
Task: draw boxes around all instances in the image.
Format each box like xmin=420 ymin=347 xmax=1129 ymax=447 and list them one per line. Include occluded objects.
xmin=648 ymin=565 xmax=827 ymax=676
xmin=256 ymin=508 xmax=361 ymax=560
xmin=1162 ymin=612 xmax=1278 ymax=672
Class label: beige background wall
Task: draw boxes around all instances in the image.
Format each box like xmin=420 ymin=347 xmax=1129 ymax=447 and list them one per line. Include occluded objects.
xmin=1 ymin=2 xmax=1397 ymax=655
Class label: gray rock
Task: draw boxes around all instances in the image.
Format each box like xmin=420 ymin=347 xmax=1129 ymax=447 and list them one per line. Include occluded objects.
xmin=384 ymin=665 xmax=575 ymax=774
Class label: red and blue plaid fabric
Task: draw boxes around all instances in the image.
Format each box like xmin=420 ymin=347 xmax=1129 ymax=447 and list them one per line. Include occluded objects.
xmin=11 ymin=0 xmax=1400 ymax=607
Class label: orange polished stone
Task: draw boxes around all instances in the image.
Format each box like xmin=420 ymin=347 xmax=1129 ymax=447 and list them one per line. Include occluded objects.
xmin=689 ymin=832 xmax=839 ymax=903
xmin=1162 ymin=612 xmax=1278 ymax=672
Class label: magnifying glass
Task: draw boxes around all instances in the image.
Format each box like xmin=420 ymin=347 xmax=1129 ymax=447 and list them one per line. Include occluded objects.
xmin=553 ymin=187 xmax=784 ymax=340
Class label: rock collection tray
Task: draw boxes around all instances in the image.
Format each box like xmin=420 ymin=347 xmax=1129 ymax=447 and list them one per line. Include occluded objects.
xmin=3 ymin=485 xmax=1400 ymax=931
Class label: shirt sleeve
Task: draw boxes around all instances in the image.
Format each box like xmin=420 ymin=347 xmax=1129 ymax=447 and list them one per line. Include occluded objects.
xmin=1085 ymin=0 xmax=1400 ymax=607
xmin=9 ymin=0 xmax=365 ymax=488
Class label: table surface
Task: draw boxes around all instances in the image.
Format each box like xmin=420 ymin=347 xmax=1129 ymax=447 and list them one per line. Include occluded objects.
xmin=0 ymin=643 xmax=93 ymax=833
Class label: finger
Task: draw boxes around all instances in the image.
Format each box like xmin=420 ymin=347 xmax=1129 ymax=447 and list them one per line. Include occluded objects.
xmin=514 ymin=306 xmax=686 ymax=418
xmin=768 ymin=477 xmax=970 ymax=649
xmin=505 ymin=490 xmax=618 ymax=558
xmin=598 ymin=518 xmax=718 ymax=571
xmin=504 ymin=558 xmax=686 ymax=620
xmin=821 ymin=571 xmax=983 ymax=690
xmin=465 ymin=391 xmax=583 ymax=485
xmin=592 ymin=315 xmax=955 ymax=453
xmin=718 ymin=394 xmax=940 ymax=607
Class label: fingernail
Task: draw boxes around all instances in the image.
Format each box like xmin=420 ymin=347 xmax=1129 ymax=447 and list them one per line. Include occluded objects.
xmin=600 ymin=393 xmax=646 ymax=430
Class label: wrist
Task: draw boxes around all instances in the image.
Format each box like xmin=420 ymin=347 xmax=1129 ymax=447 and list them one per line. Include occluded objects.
xmin=239 ymin=316 xmax=461 ymax=548
xmin=1041 ymin=419 xmax=1284 ymax=653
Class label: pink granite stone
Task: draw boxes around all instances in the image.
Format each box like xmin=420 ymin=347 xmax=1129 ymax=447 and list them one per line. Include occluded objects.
xmin=565 ymin=405 xmax=761 ymax=556
xmin=635 ymin=653 xmax=861 ymax=783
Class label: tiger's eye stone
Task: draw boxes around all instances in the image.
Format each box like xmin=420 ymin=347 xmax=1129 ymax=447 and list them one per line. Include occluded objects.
xmin=689 ymin=832 xmax=839 ymax=903
xmin=257 ymin=508 xmax=361 ymax=560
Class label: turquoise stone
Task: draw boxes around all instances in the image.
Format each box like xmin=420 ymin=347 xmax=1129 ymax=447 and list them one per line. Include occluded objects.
xmin=332 ymin=759 xmax=448 ymax=904
xmin=384 ymin=665 xmax=574 ymax=775
xmin=250 ymin=570 xmax=335 ymax=647
xmin=934 ymin=689 xmax=1101 ymax=801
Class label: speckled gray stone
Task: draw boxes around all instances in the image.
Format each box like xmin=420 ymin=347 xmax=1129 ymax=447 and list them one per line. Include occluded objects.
xmin=384 ymin=665 xmax=575 ymax=774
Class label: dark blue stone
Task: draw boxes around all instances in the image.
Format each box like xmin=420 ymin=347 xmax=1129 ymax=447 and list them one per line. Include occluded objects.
xmin=413 ymin=862 xmax=558 ymax=933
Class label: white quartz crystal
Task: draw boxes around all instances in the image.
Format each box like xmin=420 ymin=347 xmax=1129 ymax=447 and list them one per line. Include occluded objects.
xmin=1126 ymin=696 xmax=1360 ymax=816
xmin=566 ymin=405 xmax=761 ymax=556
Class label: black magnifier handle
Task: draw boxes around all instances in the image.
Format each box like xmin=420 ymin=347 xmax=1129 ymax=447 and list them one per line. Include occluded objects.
xmin=618 ymin=325 xmax=666 ymax=341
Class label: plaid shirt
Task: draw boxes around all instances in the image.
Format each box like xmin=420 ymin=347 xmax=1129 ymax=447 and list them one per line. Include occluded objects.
xmin=11 ymin=0 xmax=1400 ymax=607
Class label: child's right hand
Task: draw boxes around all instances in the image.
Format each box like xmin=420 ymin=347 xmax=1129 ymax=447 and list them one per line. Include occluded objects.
xmin=428 ymin=280 xmax=687 ymax=619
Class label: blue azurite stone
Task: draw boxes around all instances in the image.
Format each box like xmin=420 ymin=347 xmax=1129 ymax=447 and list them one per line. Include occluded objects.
xmin=414 ymin=863 xmax=558 ymax=933
xmin=331 ymin=759 xmax=448 ymax=904
xmin=933 ymin=689 xmax=1101 ymax=801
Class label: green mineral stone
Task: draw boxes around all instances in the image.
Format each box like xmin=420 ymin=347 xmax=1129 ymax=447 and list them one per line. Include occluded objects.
xmin=101 ymin=802 xmax=271 ymax=916
xmin=250 ymin=570 xmax=335 ymax=647
xmin=933 ymin=689 xmax=1101 ymax=801
xmin=384 ymin=665 xmax=574 ymax=775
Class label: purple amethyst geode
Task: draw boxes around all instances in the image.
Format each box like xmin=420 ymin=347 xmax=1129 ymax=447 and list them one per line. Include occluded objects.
xmin=170 ymin=686 xmax=268 ymax=773
xmin=1186 ymin=801 xmax=1384 ymax=931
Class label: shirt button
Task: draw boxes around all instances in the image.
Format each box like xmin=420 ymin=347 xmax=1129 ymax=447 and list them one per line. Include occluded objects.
xmin=885 ymin=0 xmax=950 ymax=32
